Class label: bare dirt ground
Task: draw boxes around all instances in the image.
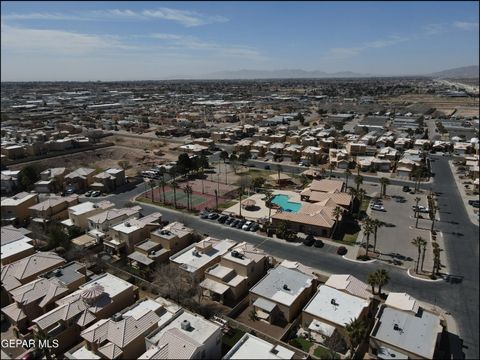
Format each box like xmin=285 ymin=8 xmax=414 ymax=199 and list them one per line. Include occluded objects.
xmin=382 ymin=94 xmax=479 ymax=117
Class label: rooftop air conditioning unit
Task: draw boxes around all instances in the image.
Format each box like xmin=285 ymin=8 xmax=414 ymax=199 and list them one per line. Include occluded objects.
xmin=181 ymin=319 xmax=191 ymax=331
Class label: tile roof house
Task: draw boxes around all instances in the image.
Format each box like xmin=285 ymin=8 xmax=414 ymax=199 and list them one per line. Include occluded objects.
xmin=61 ymin=200 xmax=115 ymax=230
xmin=1 ymin=225 xmax=35 ymax=265
xmin=64 ymin=167 xmax=96 ymax=193
xmin=28 ymin=194 xmax=79 ymax=224
xmin=34 ymin=167 xmax=67 ymax=193
xmin=141 ymin=308 xmax=222 ymax=360
xmin=32 ymin=273 xmax=139 ymax=355
xmin=250 ymin=265 xmax=315 ymax=324
xmin=87 ymin=206 xmax=142 ymax=241
xmin=1 ymin=252 xmax=66 ymax=305
xmin=1 ymin=191 xmax=39 ymax=226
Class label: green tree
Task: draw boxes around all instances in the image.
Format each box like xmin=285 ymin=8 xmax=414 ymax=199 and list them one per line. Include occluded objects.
xmin=344 ymin=318 xmax=367 ymax=358
xmin=276 ymin=164 xmax=283 ymax=187
xmin=429 ymin=205 xmax=438 ymax=232
xmin=265 ymin=191 xmax=275 ymax=222
xmin=375 ymin=269 xmax=390 ymax=295
xmin=362 ymin=218 xmax=374 ymax=258
xmin=371 ymin=218 xmax=384 ymax=253
xmin=214 ymin=189 xmax=219 ymax=211
xmin=19 ymin=165 xmax=40 ymax=191
xmin=412 ymin=236 xmax=427 ymax=274
xmin=332 ymin=206 xmax=343 ymax=239
xmin=420 ymin=238 xmax=428 ymax=272
xmin=177 ymin=153 xmax=192 ymax=177
xmin=328 ymin=162 xmax=336 ymax=178
xmin=159 ymin=179 xmax=167 ymax=203
xmin=345 ymin=168 xmax=352 ymax=189
xmin=47 ymin=225 xmax=70 ymax=250
xmin=238 ymin=187 xmax=244 ymax=218
xmin=367 ymin=272 xmax=378 ymax=295
xmin=354 ymin=175 xmax=364 ymax=193
xmin=171 ymin=180 xmax=178 ymax=208
xmin=238 ymin=152 xmax=249 ymax=166
xmin=380 ymin=177 xmax=390 ymax=197
xmin=299 ymin=174 xmax=310 ymax=188
xmin=251 ymin=176 xmax=266 ymax=190
xmin=230 ymin=153 xmax=238 ymax=174
xmin=357 ymin=188 xmax=366 ymax=217
xmin=414 ymin=197 xmax=421 ymax=228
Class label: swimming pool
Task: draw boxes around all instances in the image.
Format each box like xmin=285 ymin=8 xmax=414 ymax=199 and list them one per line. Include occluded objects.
xmin=271 ymin=194 xmax=302 ymax=213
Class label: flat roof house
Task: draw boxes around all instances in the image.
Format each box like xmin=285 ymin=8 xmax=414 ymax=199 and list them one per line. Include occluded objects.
xmin=32 ymin=273 xmax=139 ymax=355
xmin=170 ymin=237 xmax=237 ymax=281
xmin=250 ymin=265 xmax=315 ymax=324
xmin=369 ymin=293 xmax=443 ymax=359
xmin=1 ymin=191 xmax=39 ymax=226
xmin=200 ymin=242 xmax=269 ymax=304
xmin=223 ymin=333 xmax=295 ymax=359
xmin=141 ymin=307 xmax=222 ymax=360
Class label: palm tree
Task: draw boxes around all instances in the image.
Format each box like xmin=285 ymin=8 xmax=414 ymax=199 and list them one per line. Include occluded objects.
xmin=299 ymin=174 xmax=309 ymax=188
xmin=149 ymin=180 xmax=155 ymax=201
xmin=420 ymin=238 xmax=428 ymax=272
xmin=214 ymin=189 xmax=219 ymax=211
xmin=348 ymin=187 xmax=357 ymax=212
xmin=414 ymin=197 xmax=421 ymax=228
xmin=320 ymin=168 xmax=327 ymax=179
xmin=276 ymin=164 xmax=283 ymax=186
xmin=367 ymin=272 xmax=378 ymax=295
xmin=238 ymin=188 xmax=244 ymax=218
xmin=354 ymin=175 xmax=363 ymax=193
xmin=432 ymin=242 xmax=443 ymax=275
xmin=328 ymin=163 xmax=335 ymax=178
xmin=345 ymin=168 xmax=352 ymax=189
xmin=171 ymin=181 xmax=178 ymax=208
xmin=344 ymin=318 xmax=367 ymax=358
xmin=31 ymin=330 xmax=53 ymax=360
xmin=375 ymin=269 xmax=390 ymax=295
xmin=159 ymin=179 xmax=167 ymax=203
xmin=363 ymin=218 xmax=374 ymax=258
xmin=371 ymin=218 xmax=384 ymax=253
xmin=411 ymin=236 xmax=426 ymax=273
xmin=220 ymin=151 xmax=229 ymax=184
xmin=380 ymin=177 xmax=390 ymax=197
xmin=183 ymin=186 xmax=190 ymax=210
xmin=265 ymin=191 xmax=275 ymax=223
xmin=356 ymin=162 xmax=361 ymax=175
xmin=357 ymin=188 xmax=366 ymax=217
xmin=430 ymin=205 xmax=438 ymax=232
xmin=332 ymin=206 xmax=343 ymax=238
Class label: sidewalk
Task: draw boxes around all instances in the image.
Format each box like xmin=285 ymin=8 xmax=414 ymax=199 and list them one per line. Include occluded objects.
xmin=447 ymin=160 xmax=479 ymax=225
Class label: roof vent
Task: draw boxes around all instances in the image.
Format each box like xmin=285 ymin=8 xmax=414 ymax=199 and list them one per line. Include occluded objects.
xmin=53 ymin=269 xmax=62 ymax=277
xmin=192 ymin=249 xmax=199 ymax=257
xmin=92 ymin=204 xmax=99 ymax=208
xmin=181 ymin=319 xmax=191 ymax=331
xmin=113 ymin=313 xmax=123 ymax=322
xmin=393 ymin=323 xmax=401 ymax=331
xmin=331 ymin=298 xmax=338 ymax=306
xmin=270 ymin=348 xmax=279 ymax=355
xmin=283 ymin=284 xmax=290 ymax=291
xmin=125 ymin=222 xmax=131 ymax=227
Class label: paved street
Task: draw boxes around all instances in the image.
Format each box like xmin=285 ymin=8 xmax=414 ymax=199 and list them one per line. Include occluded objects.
xmin=89 ymin=155 xmax=478 ymax=358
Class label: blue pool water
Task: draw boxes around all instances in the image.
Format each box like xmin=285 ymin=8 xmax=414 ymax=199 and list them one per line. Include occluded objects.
xmin=271 ymin=194 xmax=302 ymax=213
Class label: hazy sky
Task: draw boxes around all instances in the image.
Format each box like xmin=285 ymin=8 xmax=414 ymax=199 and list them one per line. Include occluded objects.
xmin=1 ymin=1 xmax=479 ymax=81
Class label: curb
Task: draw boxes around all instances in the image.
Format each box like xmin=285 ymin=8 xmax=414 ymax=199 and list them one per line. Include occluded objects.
xmin=406 ymin=268 xmax=443 ymax=282
xmin=342 ymin=255 xmax=376 ymax=264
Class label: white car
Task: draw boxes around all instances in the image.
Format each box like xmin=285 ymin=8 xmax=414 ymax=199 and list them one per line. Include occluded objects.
xmin=371 ymin=204 xmax=385 ymax=211
xmin=242 ymin=221 xmax=252 ymax=230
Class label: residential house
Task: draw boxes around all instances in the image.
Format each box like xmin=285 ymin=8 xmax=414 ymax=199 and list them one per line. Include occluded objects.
xmin=34 ymin=167 xmax=67 ymax=193
xmin=64 ymin=167 xmax=96 ymax=193
xmin=1 ymin=262 xmax=88 ymax=333
xmin=87 ymin=206 xmax=142 ymax=241
xmin=1 ymin=170 xmax=20 ymax=195
xmin=28 ymin=195 xmax=79 ymax=225
xmin=369 ymin=293 xmax=443 ymax=359
xmin=32 ymin=273 xmax=139 ymax=355
xmin=61 ymin=200 xmax=115 ymax=230
xmin=223 ymin=333 xmax=295 ymax=359
xmin=90 ymin=168 xmax=125 ymax=193
xmin=346 ymin=142 xmax=367 ymax=156
xmin=200 ymin=242 xmax=269 ymax=304
xmin=127 ymin=222 xmax=195 ymax=271
xmin=1 ymin=252 xmax=66 ymax=305
xmin=141 ymin=307 xmax=222 ymax=359
xmin=377 ymin=147 xmax=398 ymax=161
xmin=1 ymin=226 xmax=35 ymax=265
xmin=169 ymin=237 xmax=237 ymax=281
xmin=249 ymin=265 xmax=315 ymax=324
xmin=104 ymin=212 xmax=162 ymax=256
xmin=1 ymin=191 xmax=39 ymax=226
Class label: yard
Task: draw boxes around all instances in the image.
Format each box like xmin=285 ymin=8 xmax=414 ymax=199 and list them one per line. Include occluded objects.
xmin=222 ymin=328 xmax=246 ymax=355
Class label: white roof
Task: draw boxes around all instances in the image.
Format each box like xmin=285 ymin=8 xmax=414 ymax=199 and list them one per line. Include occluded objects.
xmin=303 ymin=285 xmax=370 ymax=327
xmin=224 ymin=333 xmax=294 ymax=359
xmin=69 ymin=346 xmax=101 ymax=359
xmin=308 ymin=319 xmax=336 ymax=337
xmin=384 ymin=293 xmax=419 ymax=314
xmin=69 ymin=201 xmax=114 ymax=216
xmin=1 ymin=192 xmax=37 ymax=206
xmin=1 ymin=238 xmax=34 ymax=260
xmin=170 ymin=238 xmax=237 ymax=273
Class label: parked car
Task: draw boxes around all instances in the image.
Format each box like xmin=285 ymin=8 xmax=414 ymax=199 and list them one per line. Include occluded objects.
xmin=468 ymin=200 xmax=479 ymax=208
xmin=242 ymin=221 xmax=253 ymax=230
xmin=303 ymin=235 xmax=315 ymax=246
xmin=230 ymin=219 xmax=240 ymax=228
xmin=208 ymin=213 xmax=219 ymax=220
xmin=225 ymin=217 xmax=234 ymax=225
xmin=264 ymin=165 xmax=270 ymax=170
xmin=218 ymin=215 xmax=228 ymax=223
xmin=250 ymin=223 xmax=259 ymax=232
xmin=84 ymin=190 xmax=93 ymax=197
xmin=236 ymin=220 xmax=246 ymax=229
xmin=65 ymin=188 xmax=75 ymax=195
xmin=314 ymin=239 xmax=324 ymax=248
xmin=91 ymin=191 xmax=101 ymax=197
xmin=337 ymin=246 xmax=348 ymax=255
xmin=402 ymin=186 xmax=410 ymax=192
xmin=371 ymin=204 xmax=385 ymax=211
xmin=200 ymin=212 xmax=210 ymax=219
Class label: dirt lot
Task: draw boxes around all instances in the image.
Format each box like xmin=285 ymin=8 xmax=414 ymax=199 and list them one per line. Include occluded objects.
xmin=382 ymin=94 xmax=479 ymax=117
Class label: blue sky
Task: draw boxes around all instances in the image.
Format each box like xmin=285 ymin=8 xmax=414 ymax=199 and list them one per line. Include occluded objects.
xmin=1 ymin=1 xmax=478 ymax=81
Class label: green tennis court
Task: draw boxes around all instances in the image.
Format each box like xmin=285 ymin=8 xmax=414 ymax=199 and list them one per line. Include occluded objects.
xmin=161 ymin=189 xmax=209 ymax=207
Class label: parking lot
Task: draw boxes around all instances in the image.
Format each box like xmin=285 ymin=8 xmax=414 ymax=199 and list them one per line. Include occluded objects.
xmin=358 ymin=182 xmax=434 ymax=269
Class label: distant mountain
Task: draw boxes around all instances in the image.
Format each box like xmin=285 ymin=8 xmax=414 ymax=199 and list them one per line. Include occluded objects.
xmin=428 ymin=65 xmax=479 ymax=79
xmin=169 ymin=69 xmax=371 ymax=80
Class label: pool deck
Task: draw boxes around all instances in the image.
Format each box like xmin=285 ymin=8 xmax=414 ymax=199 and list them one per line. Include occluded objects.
xmin=222 ymin=190 xmax=307 ymax=221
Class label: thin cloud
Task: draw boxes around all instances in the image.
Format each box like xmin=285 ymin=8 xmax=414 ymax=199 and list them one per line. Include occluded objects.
xmin=2 ymin=7 xmax=229 ymax=27
xmin=453 ymin=21 xmax=479 ymax=30
xmin=422 ymin=23 xmax=447 ymax=36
